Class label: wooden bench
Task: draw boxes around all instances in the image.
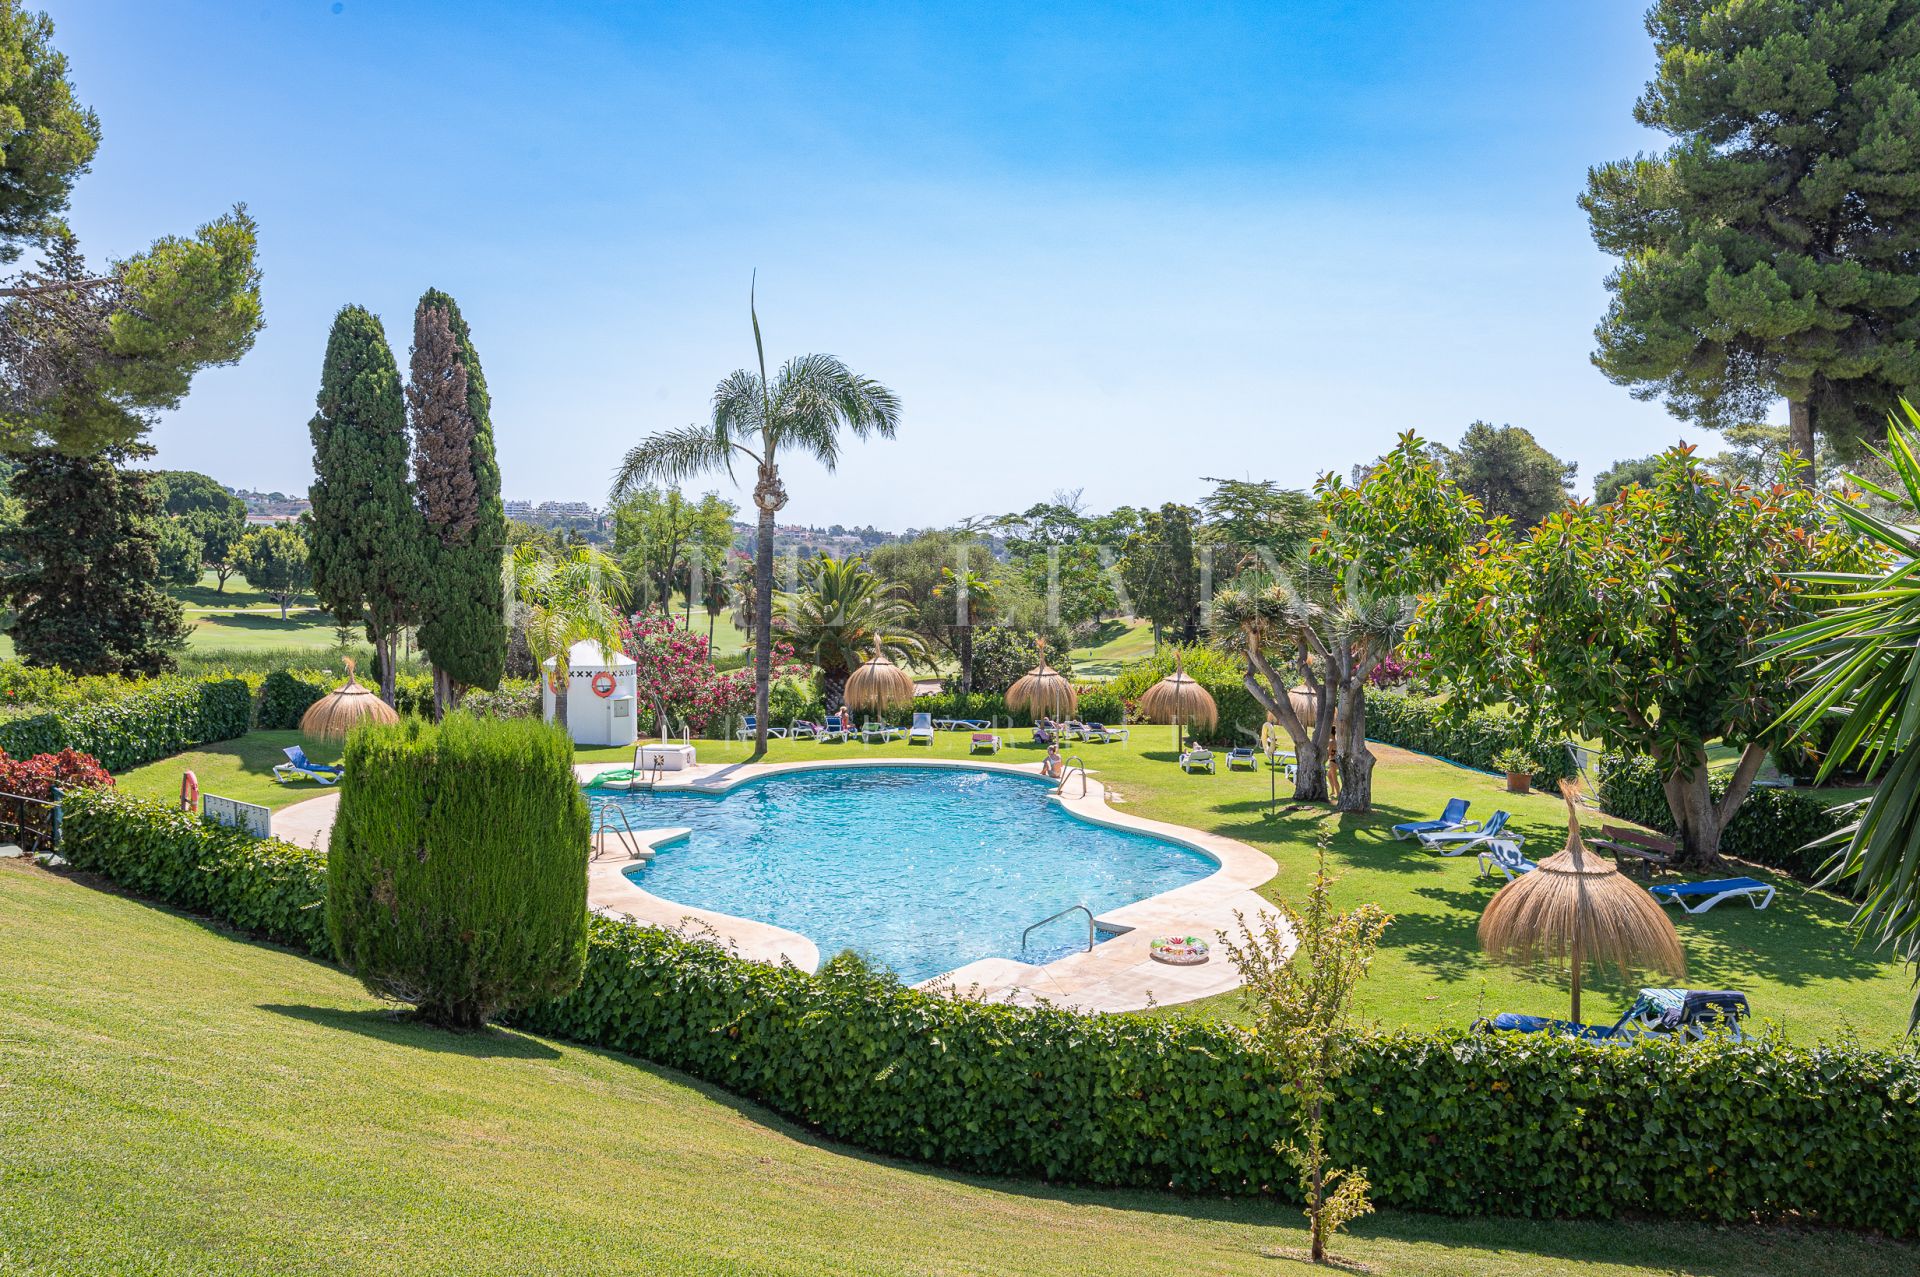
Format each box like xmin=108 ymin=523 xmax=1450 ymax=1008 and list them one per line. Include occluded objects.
xmin=1591 ymin=824 xmax=1675 ymax=876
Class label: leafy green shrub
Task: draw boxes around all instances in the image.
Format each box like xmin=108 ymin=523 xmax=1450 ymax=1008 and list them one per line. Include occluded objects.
xmin=61 ymin=788 xmax=331 ymax=956
xmin=459 ymin=680 xmax=539 ymax=720
xmin=1075 ymin=684 xmax=1123 ymax=726
xmin=256 ymin=669 xmax=332 ymax=730
xmin=0 ymin=675 xmax=251 ymax=771
xmin=1598 ymin=753 xmax=1844 ymax=883
xmin=1107 ymin=647 xmax=1265 ymax=746
xmin=509 ymin=916 xmax=1920 ymax=1233
xmin=42 ymin=791 xmax=1920 ymax=1233
xmin=326 ymin=715 xmax=589 ymax=1028
xmin=1365 ymin=691 xmax=1577 ymax=785
xmin=391 ymin=671 xmax=436 ymax=718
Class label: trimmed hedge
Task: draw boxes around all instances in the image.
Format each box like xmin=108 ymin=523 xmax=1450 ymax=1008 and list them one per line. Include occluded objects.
xmin=47 ymin=787 xmax=1920 ymax=1234
xmin=511 ymin=918 xmax=1920 ymax=1232
xmin=0 ymin=676 xmax=252 ymax=772
xmin=1597 ymin=753 xmax=1846 ymax=883
xmin=256 ymin=670 xmax=331 ymax=730
xmin=61 ymin=788 xmax=330 ymax=956
xmin=1365 ymin=691 xmax=1578 ymax=785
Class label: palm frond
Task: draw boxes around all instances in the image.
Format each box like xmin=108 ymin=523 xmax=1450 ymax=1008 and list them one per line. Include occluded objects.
xmin=611 ymin=423 xmax=734 ymax=500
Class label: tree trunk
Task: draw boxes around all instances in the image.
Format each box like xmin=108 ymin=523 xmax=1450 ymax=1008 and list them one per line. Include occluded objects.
xmin=375 ymin=628 xmax=399 ymax=706
xmin=1789 ymin=397 xmax=1815 ymax=488
xmin=279 ymin=596 xmax=289 ymax=620
xmin=1308 ymin=1096 xmax=1327 ymax=1264
xmin=1657 ymin=740 xmax=1766 ymax=869
xmin=708 ymin=613 xmax=716 ymax=649
xmin=554 ymin=659 xmax=570 ymax=732
xmin=1332 ymin=680 xmax=1375 ymax=814
xmin=431 ymin=666 xmax=462 ymax=721
xmin=751 ymin=464 xmax=785 ymax=755
xmin=821 ymin=671 xmax=847 ymax=713
xmin=1237 ymin=646 xmax=1331 ymax=803
xmin=958 ymin=626 xmax=973 ymax=695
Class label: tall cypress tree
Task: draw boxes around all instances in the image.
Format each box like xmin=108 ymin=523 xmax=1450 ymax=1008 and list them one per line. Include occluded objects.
xmin=408 ymin=289 xmax=507 ymax=716
xmin=307 ymin=305 xmax=423 ymax=706
xmin=1 ymin=449 xmax=189 ymax=674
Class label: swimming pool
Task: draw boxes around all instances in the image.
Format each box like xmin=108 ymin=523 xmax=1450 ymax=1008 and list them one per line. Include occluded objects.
xmin=590 ymin=765 xmax=1217 ymax=983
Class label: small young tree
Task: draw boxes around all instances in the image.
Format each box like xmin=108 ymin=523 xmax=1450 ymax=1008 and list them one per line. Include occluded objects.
xmin=326 ymin=714 xmax=589 ymax=1030
xmin=1225 ymin=838 xmax=1389 ymax=1265
xmin=235 ymin=522 xmax=310 ymax=619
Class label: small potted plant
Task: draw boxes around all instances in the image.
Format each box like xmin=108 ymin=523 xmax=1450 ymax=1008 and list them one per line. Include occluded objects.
xmin=1493 ymin=748 xmax=1536 ymax=795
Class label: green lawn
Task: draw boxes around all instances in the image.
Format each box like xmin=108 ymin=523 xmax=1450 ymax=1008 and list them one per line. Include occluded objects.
xmin=115 ymin=729 xmax=341 ymax=811
xmin=6 ymin=862 xmax=1915 ymax=1277
xmin=1068 ymin=617 xmax=1157 ymax=679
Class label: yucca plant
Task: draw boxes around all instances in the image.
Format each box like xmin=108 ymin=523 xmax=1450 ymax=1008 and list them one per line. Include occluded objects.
xmin=1773 ymin=400 xmax=1920 ymax=1027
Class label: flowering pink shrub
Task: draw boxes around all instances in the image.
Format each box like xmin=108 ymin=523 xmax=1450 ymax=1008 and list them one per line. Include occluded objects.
xmin=1368 ymin=652 xmax=1417 ymax=688
xmin=620 ymin=614 xmax=806 ymax=735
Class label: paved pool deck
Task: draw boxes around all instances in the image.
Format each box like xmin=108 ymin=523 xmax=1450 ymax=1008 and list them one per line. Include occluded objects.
xmin=272 ymin=755 xmax=1288 ymax=1015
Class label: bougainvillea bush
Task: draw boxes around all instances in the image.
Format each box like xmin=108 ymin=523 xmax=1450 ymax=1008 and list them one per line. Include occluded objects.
xmin=620 ymin=614 xmax=803 ymax=735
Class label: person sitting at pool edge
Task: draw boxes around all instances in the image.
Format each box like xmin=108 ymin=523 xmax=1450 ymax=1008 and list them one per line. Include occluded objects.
xmin=1041 ymin=743 xmax=1064 ymax=780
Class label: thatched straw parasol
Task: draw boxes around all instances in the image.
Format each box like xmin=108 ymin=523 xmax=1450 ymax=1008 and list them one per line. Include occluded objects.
xmin=1005 ymin=638 xmax=1077 ymax=720
xmin=1135 ymin=650 xmax=1219 ymax=746
xmin=1479 ymin=784 xmax=1685 ymax=1023
xmin=300 ymin=658 xmax=400 ymax=743
xmin=844 ymin=647 xmax=915 ymax=714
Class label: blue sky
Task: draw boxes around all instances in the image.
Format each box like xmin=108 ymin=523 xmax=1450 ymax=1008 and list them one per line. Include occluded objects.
xmin=56 ymin=1 xmax=1688 ymax=528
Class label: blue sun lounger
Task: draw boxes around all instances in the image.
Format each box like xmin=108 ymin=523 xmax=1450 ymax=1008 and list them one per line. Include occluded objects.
xmin=1420 ymin=810 xmax=1517 ymax=855
xmin=1477 ymin=840 xmax=1536 ymax=881
xmin=1392 ymin=797 xmax=1472 ymax=841
xmin=1649 ymin=877 xmax=1776 ymax=915
xmin=274 ymin=745 xmax=342 ymax=786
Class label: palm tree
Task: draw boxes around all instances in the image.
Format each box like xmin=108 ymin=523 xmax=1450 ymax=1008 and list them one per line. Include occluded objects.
xmin=1774 ymin=401 xmax=1920 ymax=1027
xmin=774 ymin=556 xmax=924 ymax=711
xmin=932 ymin=565 xmax=999 ymax=695
xmin=509 ymin=542 xmax=628 ymax=733
xmin=612 ymin=284 xmax=900 ymax=751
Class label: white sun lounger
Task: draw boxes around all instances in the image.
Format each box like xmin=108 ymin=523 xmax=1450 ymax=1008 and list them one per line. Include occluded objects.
xmin=1649 ymin=877 xmax=1777 ymax=915
xmin=908 ymin=712 xmax=935 ymax=744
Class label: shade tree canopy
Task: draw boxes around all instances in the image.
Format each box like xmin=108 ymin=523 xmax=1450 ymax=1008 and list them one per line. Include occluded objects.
xmin=1417 ymin=444 xmax=1877 ymax=865
xmin=1583 ymin=0 xmax=1920 ymax=475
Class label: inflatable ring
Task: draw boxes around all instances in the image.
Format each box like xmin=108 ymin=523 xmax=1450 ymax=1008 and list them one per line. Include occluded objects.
xmin=591 ymin=671 xmax=617 ymax=698
xmin=1149 ymin=935 xmax=1210 ymax=966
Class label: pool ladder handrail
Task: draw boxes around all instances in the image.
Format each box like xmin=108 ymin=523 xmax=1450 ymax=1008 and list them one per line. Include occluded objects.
xmin=1055 ymin=755 xmax=1088 ymax=798
xmin=1021 ymin=902 xmax=1095 ymax=956
xmin=592 ymin=802 xmax=645 ymax=862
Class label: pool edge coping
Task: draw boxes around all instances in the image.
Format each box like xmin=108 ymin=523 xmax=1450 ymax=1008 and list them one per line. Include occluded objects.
xmin=579 ymin=756 xmax=1284 ymax=1013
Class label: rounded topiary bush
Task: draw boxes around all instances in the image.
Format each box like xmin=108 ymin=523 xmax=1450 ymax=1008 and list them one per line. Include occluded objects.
xmin=326 ymin=714 xmax=590 ymax=1029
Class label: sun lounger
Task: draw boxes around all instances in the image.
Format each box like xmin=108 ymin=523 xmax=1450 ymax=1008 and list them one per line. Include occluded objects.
xmin=969 ymin=732 xmax=1001 ymax=754
xmin=1392 ymin=797 xmax=1474 ymax=841
xmin=1180 ymin=747 xmax=1215 ymax=774
xmin=908 ymin=712 xmax=935 ymax=745
xmin=1085 ymin=722 xmax=1129 ymax=743
xmin=1226 ymin=746 xmax=1257 ymax=770
xmin=274 ymin=746 xmax=343 ymax=786
xmin=1419 ymin=810 xmax=1516 ymax=856
xmin=1649 ymin=877 xmax=1776 ymax=915
xmin=817 ymin=713 xmax=852 ymax=742
xmin=736 ymin=716 xmax=787 ymax=741
xmin=1477 ymin=840 xmax=1536 ymax=881
xmin=861 ymin=721 xmax=902 ymax=743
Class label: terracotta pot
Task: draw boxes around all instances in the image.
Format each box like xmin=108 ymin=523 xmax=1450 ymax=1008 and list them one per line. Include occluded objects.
xmin=1505 ymin=771 xmax=1531 ymax=795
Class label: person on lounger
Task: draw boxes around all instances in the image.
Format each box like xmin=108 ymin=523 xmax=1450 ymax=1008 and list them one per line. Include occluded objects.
xmin=1041 ymin=743 xmax=1064 ymax=779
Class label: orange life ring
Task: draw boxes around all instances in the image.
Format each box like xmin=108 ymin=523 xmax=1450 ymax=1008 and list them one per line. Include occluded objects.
xmin=180 ymin=769 xmax=199 ymax=812
xmin=590 ymin=671 xmax=617 ymax=698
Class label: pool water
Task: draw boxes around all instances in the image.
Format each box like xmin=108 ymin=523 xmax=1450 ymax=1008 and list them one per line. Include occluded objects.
xmin=592 ymin=765 xmax=1216 ymax=983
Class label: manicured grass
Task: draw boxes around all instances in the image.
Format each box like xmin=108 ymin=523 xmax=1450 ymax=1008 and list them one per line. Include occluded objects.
xmin=115 ymin=730 xmax=342 ymax=811
xmin=582 ymin=731 xmax=1916 ymax=1043
xmin=6 ymin=862 xmax=1916 ymax=1277
xmin=1068 ymin=617 xmax=1157 ymax=679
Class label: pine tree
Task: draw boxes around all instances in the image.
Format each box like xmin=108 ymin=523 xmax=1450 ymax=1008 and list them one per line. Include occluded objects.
xmin=1 ymin=450 xmax=189 ymax=674
xmin=306 ymin=305 xmax=423 ymax=706
xmin=1584 ymin=1 xmax=1920 ymax=478
xmin=408 ymin=289 xmax=506 ymax=717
